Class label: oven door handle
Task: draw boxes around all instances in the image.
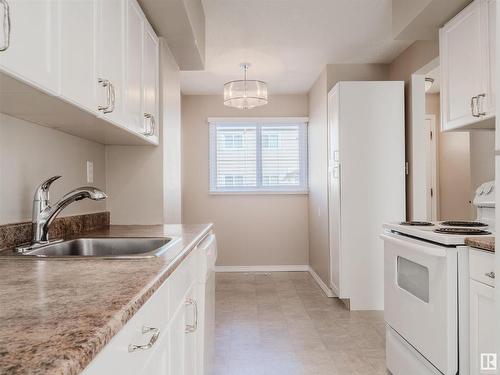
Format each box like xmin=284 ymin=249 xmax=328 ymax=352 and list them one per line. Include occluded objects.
xmin=380 ymin=233 xmax=448 ymax=257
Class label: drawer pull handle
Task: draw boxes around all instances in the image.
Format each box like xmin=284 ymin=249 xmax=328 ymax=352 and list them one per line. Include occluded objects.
xmin=185 ymin=298 xmax=198 ymax=333
xmin=128 ymin=326 xmax=160 ymax=352
xmin=470 ymin=96 xmax=480 ymax=117
xmin=477 ymin=93 xmax=486 ymax=116
xmin=485 ymin=271 xmax=495 ymax=279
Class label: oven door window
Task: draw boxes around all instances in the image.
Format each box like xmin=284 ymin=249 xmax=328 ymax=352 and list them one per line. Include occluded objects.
xmin=397 ymin=256 xmax=430 ymax=303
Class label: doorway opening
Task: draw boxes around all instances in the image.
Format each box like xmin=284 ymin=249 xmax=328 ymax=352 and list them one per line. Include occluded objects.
xmin=410 ymin=59 xmax=474 ymax=221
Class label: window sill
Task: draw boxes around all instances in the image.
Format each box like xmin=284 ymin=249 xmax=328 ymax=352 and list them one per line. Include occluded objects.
xmin=209 ymin=190 xmax=309 ymax=195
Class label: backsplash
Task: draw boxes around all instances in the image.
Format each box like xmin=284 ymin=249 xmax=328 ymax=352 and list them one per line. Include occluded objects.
xmin=0 ymin=212 xmax=110 ymax=250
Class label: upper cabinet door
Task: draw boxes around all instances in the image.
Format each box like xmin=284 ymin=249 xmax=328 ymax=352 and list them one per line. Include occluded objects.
xmin=125 ymin=0 xmax=144 ymax=134
xmin=440 ymin=0 xmax=483 ymax=131
xmin=480 ymin=0 xmax=496 ymax=116
xmin=60 ymin=0 xmax=97 ymax=112
xmin=96 ymin=0 xmax=126 ymax=124
xmin=0 ymin=0 xmax=60 ymax=94
xmin=440 ymin=0 xmax=496 ymax=131
xmin=142 ymin=22 xmax=159 ymax=142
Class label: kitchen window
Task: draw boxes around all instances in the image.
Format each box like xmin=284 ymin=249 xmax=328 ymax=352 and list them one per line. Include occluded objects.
xmin=209 ymin=118 xmax=308 ymax=193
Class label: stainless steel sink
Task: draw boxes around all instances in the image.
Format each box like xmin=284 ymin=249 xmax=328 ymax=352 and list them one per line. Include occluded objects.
xmin=15 ymin=237 xmax=179 ymax=259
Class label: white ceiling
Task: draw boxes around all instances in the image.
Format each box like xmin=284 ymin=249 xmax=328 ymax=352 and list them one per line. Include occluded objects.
xmin=180 ymin=0 xmax=413 ymax=95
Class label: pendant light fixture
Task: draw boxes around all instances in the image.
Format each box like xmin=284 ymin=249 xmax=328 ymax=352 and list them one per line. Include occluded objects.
xmin=424 ymin=77 xmax=435 ymax=92
xmin=224 ymin=63 xmax=268 ymax=109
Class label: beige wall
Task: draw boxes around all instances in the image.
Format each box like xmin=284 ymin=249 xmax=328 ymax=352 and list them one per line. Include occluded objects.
xmin=470 ymin=131 xmax=495 ymax=197
xmin=389 ymin=40 xmax=439 ymax=219
xmin=161 ymin=39 xmax=183 ymax=224
xmin=0 ymin=113 xmax=106 ymax=224
xmin=181 ymin=94 xmax=309 ymax=267
xmin=326 ymin=64 xmax=389 ymax=91
xmin=105 ymin=40 xmax=181 ymax=225
xmin=426 ymin=93 xmax=472 ymax=220
xmin=307 ymin=69 xmax=330 ymax=283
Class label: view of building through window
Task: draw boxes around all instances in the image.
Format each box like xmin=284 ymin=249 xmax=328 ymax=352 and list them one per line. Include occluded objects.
xmin=209 ymin=120 xmax=308 ymax=193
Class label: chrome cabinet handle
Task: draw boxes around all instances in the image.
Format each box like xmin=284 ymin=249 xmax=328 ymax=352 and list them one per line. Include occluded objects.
xmin=143 ymin=113 xmax=155 ymax=136
xmin=98 ymin=79 xmax=114 ymax=113
xmin=108 ymin=81 xmax=115 ymax=113
xmin=0 ymin=0 xmax=10 ymax=51
xmin=471 ymin=96 xmax=480 ymax=117
xmin=485 ymin=271 xmax=495 ymax=279
xmin=128 ymin=326 xmax=160 ymax=352
xmin=477 ymin=93 xmax=486 ymax=116
xmin=185 ymin=298 xmax=198 ymax=333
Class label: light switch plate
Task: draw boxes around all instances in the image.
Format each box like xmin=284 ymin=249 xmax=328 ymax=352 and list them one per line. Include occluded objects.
xmin=86 ymin=161 xmax=94 ymax=183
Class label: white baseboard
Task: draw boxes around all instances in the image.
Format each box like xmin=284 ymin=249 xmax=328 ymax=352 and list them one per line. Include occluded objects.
xmin=215 ymin=265 xmax=309 ymax=273
xmin=214 ymin=265 xmax=335 ymax=298
xmin=308 ymin=266 xmax=335 ymax=298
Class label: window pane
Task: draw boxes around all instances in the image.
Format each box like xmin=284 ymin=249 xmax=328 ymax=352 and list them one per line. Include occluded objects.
xmin=261 ymin=125 xmax=300 ymax=186
xmin=210 ymin=120 xmax=307 ymax=193
xmin=216 ymin=126 xmax=257 ymax=188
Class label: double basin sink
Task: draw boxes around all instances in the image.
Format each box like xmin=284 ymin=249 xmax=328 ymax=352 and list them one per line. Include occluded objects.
xmin=13 ymin=237 xmax=179 ymax=259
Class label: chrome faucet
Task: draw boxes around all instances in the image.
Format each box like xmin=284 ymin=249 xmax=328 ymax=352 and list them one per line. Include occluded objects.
xmin=30 ymin=176 xmax=107 ymax=246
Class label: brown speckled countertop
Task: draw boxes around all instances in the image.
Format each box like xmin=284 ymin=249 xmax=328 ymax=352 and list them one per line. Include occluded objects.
xmin=465 ymin=236 xmax=495 ymax=252
xmin=0 ymin=224 xmax=212 ymax=375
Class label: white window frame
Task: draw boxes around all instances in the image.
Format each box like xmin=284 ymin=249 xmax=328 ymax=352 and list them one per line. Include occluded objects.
xmin=208 ymin=117 xmax=309 ymax=194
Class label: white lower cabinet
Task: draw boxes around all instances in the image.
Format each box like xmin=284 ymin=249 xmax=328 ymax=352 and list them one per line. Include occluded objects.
xmin=469 ymin=249 xmax=495 ymax=375
xmin=81 ymin=236 xmax=214 ymax=375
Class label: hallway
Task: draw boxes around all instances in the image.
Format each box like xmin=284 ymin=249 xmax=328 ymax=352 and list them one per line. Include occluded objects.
xmin=214 ymin=272 xmax=388 ymax=375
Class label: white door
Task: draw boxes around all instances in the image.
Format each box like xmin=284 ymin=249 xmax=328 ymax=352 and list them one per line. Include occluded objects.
xmin=60 ymin=0 xmax=97 ymax=112
xmin=327 ymin=86 xmax=342 ymax=297
xmin=382 ymin=233 xmax=458 ymax=375
xmin=469 ymin=280 xmax=495 ymax=375
xmin=425 ymin=115 xmax=438 ymax=221
xmin=440 ymin=0 xmax=483 ymax=130
xmin=96 ymin=0 xmax=126 ymax=124
xmin=0 ymin=0 xmax=60 ymax=94
xmin=124 ymin=0 xmax=143 ymax=133
xmin=142 ymin=22 xmax=159 ymax=141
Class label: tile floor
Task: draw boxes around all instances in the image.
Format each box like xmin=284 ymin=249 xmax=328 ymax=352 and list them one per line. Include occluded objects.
xmin=214 ymin=272 xmax=388 ymax=375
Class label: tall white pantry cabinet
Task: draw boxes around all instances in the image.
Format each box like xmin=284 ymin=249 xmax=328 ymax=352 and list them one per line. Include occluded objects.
xmin=327 ymin=81 xmax=406 ymax=310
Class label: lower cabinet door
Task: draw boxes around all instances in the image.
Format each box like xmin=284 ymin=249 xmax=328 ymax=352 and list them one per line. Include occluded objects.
xmin=138 ymin=327 xmax=170 ymax=375
xmin=184 ymin=284 xmax=200 ymax=375
xmin=469 ymin=279 xmax=495 ymax=375
xmin=169 ymin=297 xmax=187 ymax=375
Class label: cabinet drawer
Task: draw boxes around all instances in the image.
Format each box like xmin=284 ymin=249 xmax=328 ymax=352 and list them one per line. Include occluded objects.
xmin=81 ymin=278 xmax=170 ymax=375
xmin=469 ymin=248 xmax=495 ymax=287
xmin=168 ymin=250 xmax=197 ymax=319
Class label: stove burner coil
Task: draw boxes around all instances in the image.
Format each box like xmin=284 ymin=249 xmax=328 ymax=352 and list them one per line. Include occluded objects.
xmin=440 ymin=221 xmax=488 ymax=227
xmin=400 ymin=221 xmax=434 ymax=226
xmin=434 ymin=228 xmax=491 ymax=235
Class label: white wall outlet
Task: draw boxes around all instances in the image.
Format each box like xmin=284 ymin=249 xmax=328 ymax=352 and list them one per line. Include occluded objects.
xmin=86 ymin=161 xmax=94 ymax=184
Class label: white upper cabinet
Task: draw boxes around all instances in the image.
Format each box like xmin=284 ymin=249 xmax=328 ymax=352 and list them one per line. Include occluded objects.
xmin=440 ymin=0 xmax=496 ymax=131
xmin=96 ymin=0 xmax=126 ymax=125
xmin=60 ymin=0 xmax=97 ymax=112
xmin=142 ymin=22 xmax=159 ymax=142
xmin=0 ymin=0 xmax=159 ymax=145
xmin=125 ymin=0 xmax=144 ymax=134
xmin=0 ymin=0 xmax=60 ymax=94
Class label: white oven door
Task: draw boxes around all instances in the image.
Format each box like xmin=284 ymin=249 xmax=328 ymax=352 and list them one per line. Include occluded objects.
xmin=382 ymin=232 xmax=458 ymax=375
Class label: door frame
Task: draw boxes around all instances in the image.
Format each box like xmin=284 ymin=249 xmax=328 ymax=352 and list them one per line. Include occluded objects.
xmin=425 ymin=114 xmax=439 ymax=221
xmin=410 ymin=57 xmax=440 ymax=221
